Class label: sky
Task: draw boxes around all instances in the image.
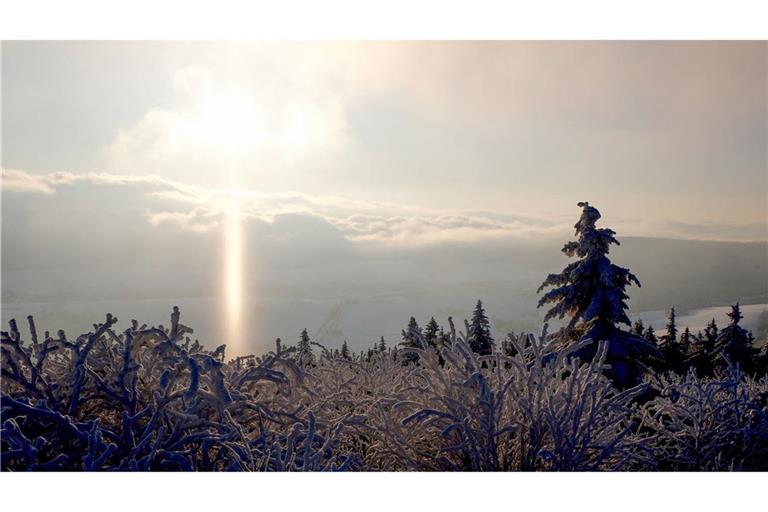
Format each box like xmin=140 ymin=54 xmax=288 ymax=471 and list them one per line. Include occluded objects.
xmin=2 ymin=41 xmax=767 ymax=353
xmin=3 ymin=41 xmax=767 ymax=239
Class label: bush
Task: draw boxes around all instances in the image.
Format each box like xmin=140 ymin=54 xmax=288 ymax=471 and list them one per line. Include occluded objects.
xmin=2 ymin=308 xmax=767 ymax=471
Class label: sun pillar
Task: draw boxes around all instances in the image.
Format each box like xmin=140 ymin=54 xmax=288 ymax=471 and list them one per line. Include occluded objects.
xmin=223 ymin=152 xmax=245 ymax=357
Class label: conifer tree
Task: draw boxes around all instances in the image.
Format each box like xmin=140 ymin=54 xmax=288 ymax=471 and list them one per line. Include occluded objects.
xmin=433 ymin=327 xmax=451 ymax=366
xmin=679 ymin=327 xmax=692 ymax=356
xmin=659 ymin=307 xmax=685 ymax=373
xmin=663 ymin=307 xmax=678 ymax=344
xmin=399 ymin=316 xmax=423 ymax=365
xmin=687 ymin=319 xmax=718 ymax=376
xmin=632 ymin=319 xmax=645 ymax=337
xmin=424 ymin=317 xmax=440 ymax=349
xmin=341 ymin=340 xmax=350 ymax=359
xmin=688 ymin=335 xmax=711 ymax=377
xmin=704 ymin=318 xmax=719 ymax=349
xmin=538 ymin=202 xmax=640 ymax=337
xmin=644 ymin=325 xmax=658 ymax=344
xmin=298 ymin=328 xmax=312 ymax=353
xmin=537 ymin=202 xmax=660 ymax=387
xmin=378 ymin=336 xmax=387 ymax=352
xmin=298 ymin=328 xmax=314 ymax=365
xmin=469 ymin=300 xmax=494 ymax=355
xmin=713 ymin=303 xmax=759 ymax=373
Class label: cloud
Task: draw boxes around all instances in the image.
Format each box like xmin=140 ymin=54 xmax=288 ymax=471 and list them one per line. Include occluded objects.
xmin=4 ymin=168 xmax=766 ymax=245
xmin=645 ymin=220 xmax=768 ymax=243
xmin=329 ymin=212 xmax=565 ymax=245
xmin=103 ymin=64 xmax=349 ymax=183
xmin=1 ymin=169 xmax=56 ymax=194
xmin=4 ymin=42 xmax=765 ymax=230
xmin=146 ymin=207 xmax=222 ymax=233
xmin=2 ymin=169 xmax=567 ymax=246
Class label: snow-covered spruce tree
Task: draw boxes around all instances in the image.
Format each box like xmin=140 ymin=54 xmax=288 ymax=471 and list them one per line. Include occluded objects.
xmin=399 ymin=317 xmax=423 ymax=365
xmin=341 ymin=340 xmax=350 ymax=360
xmin=424 ymin=317 xmax=441 ymax=349
xmin=537 ymin=202 xmax=660 ymax=387
xmin=705 ymin=318 xmax=719 ymax=341
xmin=632 ymin=319 xmax=645 ymax=337
xmin=659 ymin=308 xmax=685 ymax=373
xmin=713 ymin=303 xmax=760 ymax=374
xmin=688 ymin=320 xmax=718 ymax=377
xmin=679 ymin=327 xmax=693 ymax=356
xmin=469 ymin=300 xmax=494 ymax=355
xmin=378 ymin=336 xmax=387 ymax=352
xmin=663 ymin=307 xmax=678 ymax=343
xmin=644 ymin=325 xmax=658 ymax=344
xmin=298 ymin=328 xmax=314 ymax=365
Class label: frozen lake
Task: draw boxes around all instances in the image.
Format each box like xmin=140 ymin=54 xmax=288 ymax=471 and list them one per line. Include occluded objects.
xmin=634 ymin=303 xmax=767 ymax=344
xmin=0 ymin=283 xmax=540 ymax=355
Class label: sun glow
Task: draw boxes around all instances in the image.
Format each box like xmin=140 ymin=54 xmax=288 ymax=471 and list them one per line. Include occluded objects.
xmin=172 ymin=82 xmax=340 ymax=354
xmin=191 ymin=93 xmax=262 ymax=153
xmin=194 ymin=93 xmax=252 ymax=355
xmin=224 ymin=195 xmax=244 ymax=354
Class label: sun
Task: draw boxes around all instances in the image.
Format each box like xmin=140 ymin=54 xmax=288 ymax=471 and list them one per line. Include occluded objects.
xmin=190 ymin=93 xmax=261 ymax=153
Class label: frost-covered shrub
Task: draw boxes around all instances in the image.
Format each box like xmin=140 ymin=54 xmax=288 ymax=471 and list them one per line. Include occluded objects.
xmin=379 ymin=322 xmax=652 ymax=471
xmin=1 ymin=308 xmax=353 ymax=471
xmin=639 ymin=367 xmax=768 ymax=471
xmin=2 ymin=308 xmax=767 ymax=471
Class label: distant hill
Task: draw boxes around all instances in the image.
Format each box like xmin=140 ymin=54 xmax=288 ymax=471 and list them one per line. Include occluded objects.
xmin=3 ymin=232 xmax=766 ymax=352
xmin=615 ymin=237 xmax=768 ymax=313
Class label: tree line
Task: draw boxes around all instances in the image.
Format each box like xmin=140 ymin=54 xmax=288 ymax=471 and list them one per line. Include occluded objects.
xmin=281 ymin=202 xmax=768 ymax=387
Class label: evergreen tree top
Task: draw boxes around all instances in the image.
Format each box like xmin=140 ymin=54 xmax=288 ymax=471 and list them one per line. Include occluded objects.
xmin=341 ymin=340 xmax=350 ymax=359
xmin=661 ymin=307 xmax=678 ymax=346
xmin=537 ymin=202 xmax=640 ymax=334
xmin=298 ymin=328 xmax=313 ymax=358
xmin=717 ymin=303 xmax=749 ymax=343
xmin=469 ymin=299 xmax=494 ymax=355
xmin=727 ymin=303 xmax=743 ymax=325
xmin=471 ymin=301 xmax=490 ymax=325
xmin=565 ymin=201 xmax=621 ymax=257
xmin=400 ymin=316 xmax=423 ymax=352
xmin=424 ymin=317 xmax=440 ymax=336
xmin=632 ymin=319 xmax=645 ymax=336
